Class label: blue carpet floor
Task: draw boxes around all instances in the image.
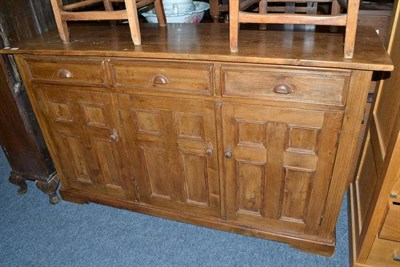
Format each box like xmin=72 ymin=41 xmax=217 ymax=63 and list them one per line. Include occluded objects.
xmin=0 ymin=149 xmax=349 ymax=266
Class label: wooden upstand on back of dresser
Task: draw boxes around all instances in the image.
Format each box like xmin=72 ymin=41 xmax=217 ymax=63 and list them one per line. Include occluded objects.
xmin=1 ymin=23 xmax=392 ymax=256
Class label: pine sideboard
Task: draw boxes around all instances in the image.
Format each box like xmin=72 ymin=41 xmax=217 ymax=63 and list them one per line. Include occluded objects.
xmin=1 ymin=23 xmax=393 ymax=256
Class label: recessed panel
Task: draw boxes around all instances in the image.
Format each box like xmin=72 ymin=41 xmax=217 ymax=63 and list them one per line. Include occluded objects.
xmin=50 ymin=101 xmax=73 ymax=123
xmin=62 ymin=135 xmax=92 ymax=184
xmin=182 ymin=153 xmax=208 ymax=205
xmin=135 ymin=110 xmax=161 ymax=135
xmin=93 ymin=140 xmax=122 ymax=189
xmin=289 ymin=127 xmax=319 ymax=151
xmin=237 ymin=161 xmax=265 ymax=214
xmin=142 ymin=147 xmax=171 ymax=199
xmin=356 ymin=138 xmax=378 ymax=230
xmin=237 ymin=121 xmax=267 ymax=147
xmin=84 ymin=104 xmax=107 ymax=128
xmin=175 ymin=114 xmax=204 ymax=140
xmin=283 ymin=151 xmax=318 ymax=171
xmin=281 ymin=169 xmax=313 ymax=223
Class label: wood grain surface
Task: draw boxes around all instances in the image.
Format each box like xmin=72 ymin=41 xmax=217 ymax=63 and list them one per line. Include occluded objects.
xmin=2 ymin=23 xmax=393 ymax=71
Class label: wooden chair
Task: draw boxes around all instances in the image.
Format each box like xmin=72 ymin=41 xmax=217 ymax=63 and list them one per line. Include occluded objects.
xmin=258 ymin=0 xmax=338 ymax=30
xmin=229 ymin=0 xmax=359 ymax=58
xmin=50 ymin=0 xmax=166 ymax=45
xmin=209 ymin=0 xmax=260 ymax=22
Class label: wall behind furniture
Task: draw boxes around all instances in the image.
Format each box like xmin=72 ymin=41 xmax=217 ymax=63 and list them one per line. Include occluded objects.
xmin=0 ymin=0 xmax=57 ymax=45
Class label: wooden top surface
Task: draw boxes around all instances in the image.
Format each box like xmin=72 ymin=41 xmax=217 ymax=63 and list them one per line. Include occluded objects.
xmin=1 ymin=23 xmax=393 ymax=71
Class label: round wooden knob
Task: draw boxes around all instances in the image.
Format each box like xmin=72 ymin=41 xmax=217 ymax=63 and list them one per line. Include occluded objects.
xmin=224 ymin=151 xmax=232 ymax=159
xmin=273 ymin=83 xmax=294 ymax=94
xmin=205 ymin=148 xmax=213 ymax=156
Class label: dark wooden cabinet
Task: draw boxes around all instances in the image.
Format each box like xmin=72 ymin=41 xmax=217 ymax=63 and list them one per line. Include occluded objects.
xmin=0 ymin=0 xmax=60 ymax=203
xmin=4 ymin=23 xmax=392 ymax=256
xmin=0 ymin=54 xmax=58 ymax=204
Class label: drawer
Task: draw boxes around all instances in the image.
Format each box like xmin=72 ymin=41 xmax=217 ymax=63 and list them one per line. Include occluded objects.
xmin=380 ymin=201 xmax=400 ymax=242
xmin=367 ymin=237 xmax=400 ymax=267
xmin=110 ymin=60 xmax=213 ymax=95
xmin=221 ymin=65 xmax=350 ymax=106
xmin=24 ymin=57 xmax=106 ymax=85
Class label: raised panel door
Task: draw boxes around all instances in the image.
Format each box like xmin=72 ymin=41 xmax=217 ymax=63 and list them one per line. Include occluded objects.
xmin=223 ymin=103 xmax=343 ymax=235
xmin=118 ymin=94 xmax=220 ymax=217
xmin=353 ymin=9 xmax=400 ymax=263
xmin=34 ymin=84 xmax=136 ymax=200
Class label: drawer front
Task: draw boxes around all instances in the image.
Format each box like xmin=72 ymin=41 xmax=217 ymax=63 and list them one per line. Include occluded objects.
xmin=24 ymin=57 xmax=106 ymax=85
xmin=110 ymin=60 xmax=213 ymax=95
xmin=380 ymin=201 xmax=400 ymax=242
xmin=221 ymin=65 xmax=350 ymax=106
xmin=367 ymin=237 xmax=400 ymax=267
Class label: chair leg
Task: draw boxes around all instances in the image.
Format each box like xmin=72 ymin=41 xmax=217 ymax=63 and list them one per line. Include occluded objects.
xmin=229 ymin=0 xmax=240 ymax=52
xmin=331 ymin=0 xmax=340 ymax=15
xmin=209 ymin=0 xmax=220 ymax=23
xmin=329 ymin=0 xmax=340 ymax=32
xmin=154 ymin=0 xmax=167 ymax=26
xmin=125 ymin=0 xmax=141 ymax=45
xmin=344 ymin=0 xmax=360 ymax=58
xmin=103 ymin=0 xmax=117 ymax=26
xmin=103 ymin=0 xmax=113 ymax=11
xmin=50 ymin=0 xmax=69 ymax=43
xmin=259 ymin=0 xmax=267 ymax=30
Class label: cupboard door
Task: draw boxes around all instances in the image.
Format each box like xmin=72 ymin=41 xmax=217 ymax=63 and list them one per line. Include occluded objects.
xmin=35 ymin=84 xmax=135 ymax=200
xmin=118 ymin=95 xmax=220 ymax=217
xmin=223 ymin=103 xmax=343 ymax=235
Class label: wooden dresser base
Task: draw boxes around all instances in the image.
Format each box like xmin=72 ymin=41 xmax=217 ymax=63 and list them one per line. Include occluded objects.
xmin=60 ymin=187 xmax=335 ymax=256
xmin=4 ymin=24 xmax=393 ymax=258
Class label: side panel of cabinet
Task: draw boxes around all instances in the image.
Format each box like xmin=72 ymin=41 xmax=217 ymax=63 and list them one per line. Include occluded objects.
xmin=355 ymin=134 xmax=379 ymax=232
xmin=33 ymin=84 xmax=136 ymax=200
xmin=118 ymin=94 xmax=220 ymax=217
xmin=223 ymin=103 xmax=343 ymax=235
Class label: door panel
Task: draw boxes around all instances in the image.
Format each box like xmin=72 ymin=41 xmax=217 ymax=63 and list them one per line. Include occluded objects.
xmin=281 ymin=169 xmax=313 ymax=223
xmin=223 ymin=103 xmax=343 ymax=235
xmin=62 ymin=134 xmax=93 ymax=185
xmin=354 ymin=13 xmax=400 ymax=261
xmin=181 ymin=153 xmax=209 ymax=205
xmin=118 ymin=94 xmax=220 ymax=217
xmin=142 ymin=145 xmax=171 ymax=200
xmin=355 ymin=134 xmax=379 ymax=231
xmin=372 ymin=14 xmax=400 ymax=169
xmin=35 ymin=84 xmax=135 ymax=200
